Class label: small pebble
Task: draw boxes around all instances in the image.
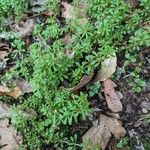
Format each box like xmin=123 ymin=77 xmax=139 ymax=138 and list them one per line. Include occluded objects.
xmin=142 ymin=108 xmax=148 ymax=114
xmin=140 ymin=101 xmax=150 ymax=111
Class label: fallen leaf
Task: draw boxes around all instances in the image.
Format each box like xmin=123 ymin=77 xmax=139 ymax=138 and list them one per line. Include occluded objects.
xmin=125 ymin=0 xmax=139 ymax=7
xmin=0 ymin=118 xmax=22 ymax=150
xmin=0 ymin=85 xmax=11 ymax=93
xmin=61 ymin=2 xmax=75 ymax=19
xmin=95 ymin=53 xmax=117 ymax=82
xmin=103 ymin=79 xmax=123 ymax=112
xmin=61 ymin=1 xmax=88 ymax=25
xmin=0 ymin=101 xmax=12 ymax=118
xmin=6 ymin=86 xmax=22 ymax=99
xmin=0 ymin=51 xmax=9 ymax=60
xmin=83 ymin=114 xmax=126 ymax=150
xmin=12 ymin=19 xmax=35 ymax=38
xmin=62 ymin=33 xmax=73 ymax=45
xmin=0 ymin=79 xmax=32 ymax=98
xmin=110 ymin=138 xmax=118 ymax=150
xmin=16 ymin=78 xmax=32 ymax=94
xmin=0 ymin=101 xmax=37 ymax=120
xmin=0 ymin=43 xmax=11 ymax=59
xmin=0 ymin=85 xmax=22 ymax=99
xmin=69 ymin=73 xmax=94 ymax=92
xmin=0 ymin=43 xmax=11 ymax=71
xmin=65 ymin=49 xmax=74 ymax=58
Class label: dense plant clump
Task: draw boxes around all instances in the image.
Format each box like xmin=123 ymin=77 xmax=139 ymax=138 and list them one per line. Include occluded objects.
xmin=0 ymin=0 xmax=150 ymax=149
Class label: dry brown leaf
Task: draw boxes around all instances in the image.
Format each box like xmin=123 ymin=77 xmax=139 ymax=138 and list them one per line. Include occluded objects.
xmin=103 ymin=79 xmax=123 ymax=112
xmin=125 ymin=0 xmax=139 ymax=7
xmin=0 ymin=85 xmax=11 ymax=93
xmin=95 ymin=53 xmax=117 ymax=82
xmin=0 ymin=51 xmax=9 ymax=60
xmin=13 ymin=19 xmax=35 ymax=38
xmin=62 ymin=33 xmax=73 ymax=45
xmin=6 ymin=86 xmax=22 ymax=99
xmin=0 ymin=101 xmax=12 ymax=118
xmin=83 ymin=114 xmax=126 ymax=150
xmin=65 ymin=49 xmax=74 ymax=58
xmin=61 ymin=1 xmax=88 ymax=25
xmin=69 ymin=73 xmax=94 ymax=92
xmin=61 ymin=2 xmax=75 ymax=19
xmin=0 ymin=43 xmax=11 ymax=60
xmin=0 ymin=101 xmax=37 ymax=120
xmin=0 ymin=118 xmax=22 ymax=150
xmin=62 ymin=33 xmax=74 ymax=58
xmin=0 ymin=79 xmax=32 ymax=98
xmin=0 ymin=85 xmax=22 ymax=99
xmin=16 ymin=79 xmax=32 ymax=94
xmin=110 ymin=138 xmax=118 ymax=150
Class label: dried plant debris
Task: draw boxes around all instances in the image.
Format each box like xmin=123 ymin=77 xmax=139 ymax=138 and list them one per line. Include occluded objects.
xmin=0 ymin=118 xmax=22 ymax=150
xmin=64 ymin=49 xmax=74 ymax=58
xmin=103 ymin=79 xmax=123 ymax=112
xmin=0 ymin=43 xmax=11 ymax=71
xmin=0 ymin=85 xmax=22 ymax=99
xmin=0 ymin=101 xmax=36 ymax=119
xmin=16 ymin=78 xmax=32 ymax=94
xmin=0 ymin=43 xmax=11 ymax=59
xmin=0 ymin=79 xmax=32 ymax=99
xmin=95 ymin=53 xmax=117 ymax=82
xmin=61 ymin=1 xmax=88 ymax=25
xmin=62 ymin=33 xmax=73 ymax=45
xmin=61 ymin=2 xmax=76 ymax=19
xmin=12 ymin=19 xmax=35 ymax=38
xmin=83 ymin=114 xmax=126 ymax=150
xmin=68 ymin=73 xmax=94 ymax=92
xmin=0 ymin=102 xmax=12 ymax=118
xmin=125 ymin=0 xmax=139 ymax=7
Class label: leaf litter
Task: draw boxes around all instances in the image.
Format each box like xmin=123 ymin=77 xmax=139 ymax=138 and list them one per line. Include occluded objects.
xmin=0 ymin=101 xmax=36 ymax=150
xmin=0 ymin=79 xmax=32 ymax=99
xmin=0 ymin=101 xmax=36 ymax=119
xmin=0 ymin=42 xmax=11 ymax=71
xmin=83 ymin=114 xmax=126 ymax=150
xmin=103 ymin=79 xmax=123 ymax=112
xmin=0 ymin=0 xmax=146 ymax=149
xmin=61 ymin=1 xmax=88 ymax=25
xmin=0 ymin=118 xmax=23 ymax=150
xmin=95 ymin=53 xmax=117 ymax=82
xmin=11 ymin=19 xmax=35 ymax=38
xmin=68 ymin=73 xmax=94 ymax=92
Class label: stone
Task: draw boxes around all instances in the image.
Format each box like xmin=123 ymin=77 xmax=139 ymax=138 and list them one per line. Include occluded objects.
xmin=140 ymin=101 xmax=150 ymax=111
xmin=142 ymin=108 xmax=148 ymax=114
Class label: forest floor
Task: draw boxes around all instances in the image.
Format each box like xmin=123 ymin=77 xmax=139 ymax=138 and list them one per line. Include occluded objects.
xmin=0 ymin=0 xmax=150 ymax=150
